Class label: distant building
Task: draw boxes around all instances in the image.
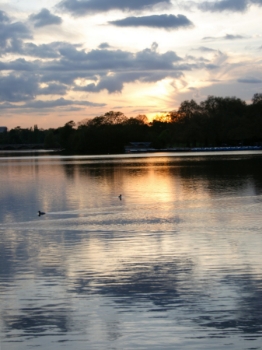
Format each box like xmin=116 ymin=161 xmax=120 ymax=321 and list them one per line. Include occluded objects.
xmin=0 ymin=127 xmax=7 ymax=133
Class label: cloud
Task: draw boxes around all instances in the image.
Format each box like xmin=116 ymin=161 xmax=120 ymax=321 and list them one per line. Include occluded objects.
xmin=66 ymin=46 xmax=183 ymax=89
xmin=0 ymin=70 xmax=66 ymax=104
xmin=136 ymin=48 xmax=181 ymax=69
xmin=0 ymin=58 xmax=40 ymax=71
xmin=98 ymin=42 xmax=111 ymax=49
xmin=198 ymin=0 xmax=262 ymax=12
xmin=39 ymin=83 xmax=68 ymax=95
xmin=4 ymin=41 xmax=82 ymax=59
xmin=198 ymin=0 xmax=249 ymax=12
xmin=40 ymin=71 xmax=95 ymax=85
xmin=224 ymin=34 xmax=246 ymax=40
xmin=57 ymin=0 xmax=171 ymax=16
xmin=0 ymin=11 xmax=31 ymax=52
xmin=0 ymin=42 xmax=220 ymax=98
xmin=197 ymin=46 xmax=217 ymax=52
xmin=238 ymin=77 xmax=262 ymax=83
xmin=0 ymin=73 xmax=38 ymax=102
xmin=29 ymin=8 xmax=62 ymax=28
xmin=21 ymin=42 xmax=61 ymax=58
xmin=0 ymin=4 xmax=236 ymax=108
xmin=203 ymin=34 xmax=246 ymax=41
xmin=15 ymin=43 xmax=183 ymax=94
xmin=53 ymin=43 xmax=181 ymax=72
xmin=0 ymin=98 xmax=105 ymax=110
xmin=186 ymin=54 xmax=210 ymax=63
xmin=58 ymin=46 xmax=92 ymax=61
xmin=0 ymin=10 xmax=10 ymax=23
xmin=109 ymin=14 xmax=193 ymax=30
xmin=77 ymin=76 xmax=124 ymax=93
xmin=24 ymin=98 xmax=105 ymax=108
xmin=75 ymin=71 xmax=183 ymax=93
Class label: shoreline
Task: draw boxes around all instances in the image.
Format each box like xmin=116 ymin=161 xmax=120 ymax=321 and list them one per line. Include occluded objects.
xmin=125 ymin=145 xmax=262 ymax=153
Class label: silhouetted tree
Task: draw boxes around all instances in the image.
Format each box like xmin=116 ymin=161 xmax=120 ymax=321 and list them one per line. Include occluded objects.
xmin=3 ymin=94 xmax=262 ymax=153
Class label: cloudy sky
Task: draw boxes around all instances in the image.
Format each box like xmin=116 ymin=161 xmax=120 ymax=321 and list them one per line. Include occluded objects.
xmin=0 ymin=0 xmax=261 ymax=129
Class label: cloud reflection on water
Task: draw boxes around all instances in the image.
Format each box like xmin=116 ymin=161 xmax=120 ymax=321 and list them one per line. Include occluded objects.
xmin=1 ymin=154 xmax=262 ymax=348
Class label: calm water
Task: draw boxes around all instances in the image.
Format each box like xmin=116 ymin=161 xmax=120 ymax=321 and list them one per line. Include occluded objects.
xmin=1 ymin=151 xmax=262 ymax=350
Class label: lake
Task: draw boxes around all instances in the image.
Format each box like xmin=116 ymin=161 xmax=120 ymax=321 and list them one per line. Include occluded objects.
xmin=1 ymin=151 xmax=262 ymax=350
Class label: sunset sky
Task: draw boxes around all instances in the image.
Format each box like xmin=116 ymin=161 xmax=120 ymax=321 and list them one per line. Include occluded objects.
xmin=0 ymin=0 xmax=262 ymax=129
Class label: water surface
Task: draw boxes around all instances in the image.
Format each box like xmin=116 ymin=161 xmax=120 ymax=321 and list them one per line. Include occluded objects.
xmin=1 ymin=152 xmax=262 ymax=349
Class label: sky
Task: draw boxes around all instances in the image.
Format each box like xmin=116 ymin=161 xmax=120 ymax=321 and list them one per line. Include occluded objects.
xmin=0 ymin=0 xmax=261 ymax=129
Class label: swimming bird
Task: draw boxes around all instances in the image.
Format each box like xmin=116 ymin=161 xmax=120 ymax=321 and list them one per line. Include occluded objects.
xmin=38 ymin=210 xmax=45 ymax=216
xmin=118 ymin=194 xmax=122 ymax=200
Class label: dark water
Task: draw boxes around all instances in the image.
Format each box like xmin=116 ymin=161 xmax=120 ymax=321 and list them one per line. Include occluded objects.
xmin=1 ymin=151 xmax=262 ymax=350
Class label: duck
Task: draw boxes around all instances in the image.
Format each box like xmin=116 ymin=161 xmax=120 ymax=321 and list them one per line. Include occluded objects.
xmin=38 ymin=210 xmax=45 ymax=216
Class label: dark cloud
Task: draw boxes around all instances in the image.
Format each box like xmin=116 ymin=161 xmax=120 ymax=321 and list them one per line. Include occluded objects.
xmin=0 ymin=73 xmax=38 ymax=102
xmin=78 ymin=75 xmax=124 ymax=93
xmin=0 ymin=58 xmax=39 ymax=71
xmin=39 ymin=83 xmax=68 ymax=95
xmin=0 ymin=11 xmax=31 ymax=52
xmin=197 ymin=46 xmax=217 ymax=52
xmin=24 ymin=98 xmax=105 ymax=108
xmin=109 ymin=14 xmax=193 ymax=30
xmin=57 ymin=0 xmax=171 ymax=16
xmin=238 ymin=77 xmax=262 ymax=83
xmin=198 ymin=0 xmax=262 ymax=12
xmin=45 ymin=47 xmax=134 ymax=70
xmin=98 ymin=42 xmax=111 ymax=49
xmin=224 ymin=34 xmax=245 ymax=40
xmin=198 ymin=0 xmax=249 ymax=12
xmin=58 ymin=46 xmax=92 ymax=61
xmin=0 ymin=10 xmax=10 ymax=23
xmin=205 ymin=63 xmax=219 ymax=69
xmin=4 ymin=40 xmax=82 ymax=59
xmin=0 ymin=102 xmax=17 ymax=110
xmin=135 ymin=48 xmax=181 ymax=69
xmin=203 ymin=34 xmax=245 ymax=41
xmin=0 ymin=98 xmax=105 ymax=109
xmin=32 ymin=44 xmax=186 ymax=94
xmin=21 ymin=42 xmax=61 ymax=58
xmin=29 ymin=8 xmax=62 ymax=28
xmin=54 ymin=44 xmax=178 ymax=72
xmin=40 ymin=71 xmax=96 ymax=85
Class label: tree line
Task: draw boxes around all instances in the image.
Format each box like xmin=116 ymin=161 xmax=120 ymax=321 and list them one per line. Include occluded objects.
xmin=1 ymin=93 xmax=262 ymax=153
